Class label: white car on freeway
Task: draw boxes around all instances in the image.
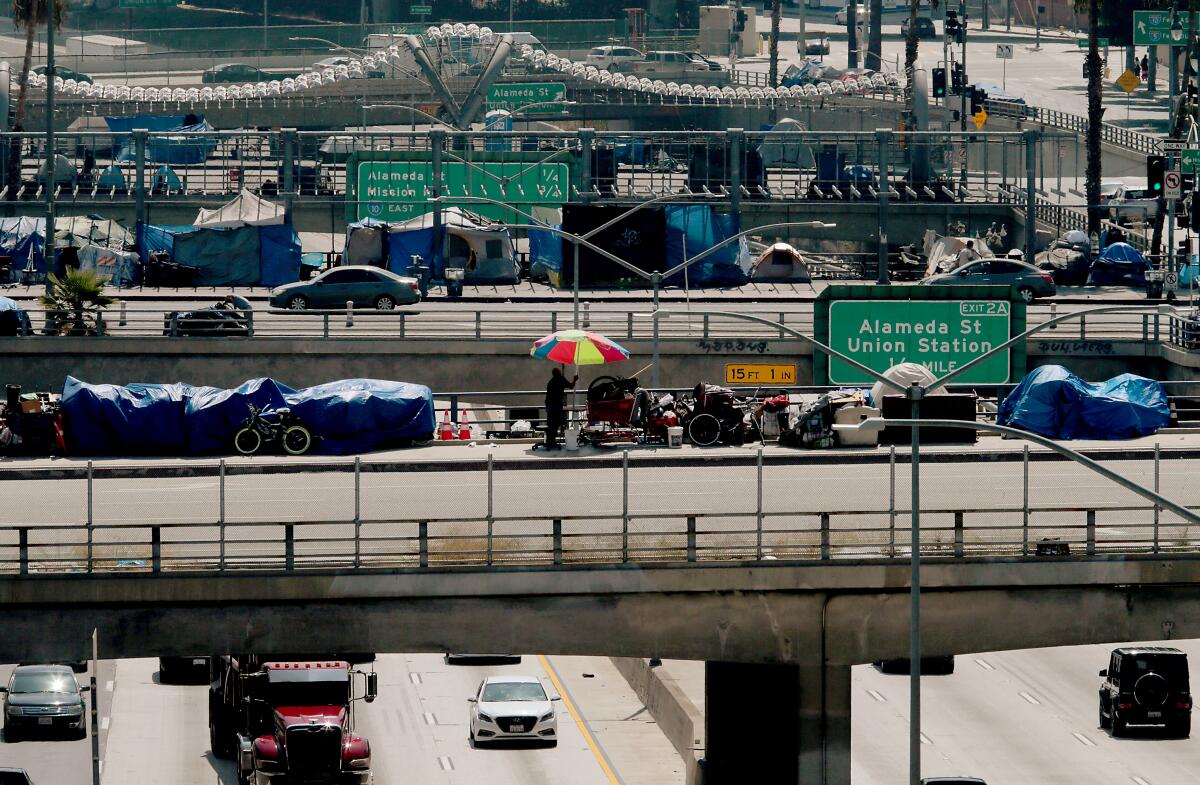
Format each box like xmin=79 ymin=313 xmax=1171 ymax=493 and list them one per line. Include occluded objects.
xmin=468 ymin=675 xmax=560 ymax=747
xmin=585 ymin=45 xmax=645 ymax=71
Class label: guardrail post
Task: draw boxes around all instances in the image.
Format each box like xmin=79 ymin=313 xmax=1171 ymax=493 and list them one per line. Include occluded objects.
xmin=550 ymin=311 xmax=557 ymax=333
xmin=1143 ymin=314 xmax=1149 ymax=342
xmin=728 ymin=128 xmax=743 ymax=217
xmin=1155 ymin=313 xmax=1161 ymax=342
xmin=285 ymin=524 xmax=295 ymax=569
xmin=1153 ymin=442 xmax=1161 ymax=552
xmin=820 ymin=512 xmax=831 ymax=559
xmin=86 ymin=460 xmax=94 ymax=572
xmin=475 ymin=311 xmax=482 ymax=339
xmin=133 ymin=129 xmax=147 ymax=229
xmin=622 ymin=449 xmax=630 ymax=562
xmin=1079 ymin=314 xmax=1086 ymax=340
xmin=398 ymin=313 xmax=405 ymax=339
xmin=353 ymin=457 xmax=362 ymax=567
xmin=552 ymin=519 xmax=562 ymax=565
xmin=18 ymin=527 xmax=28 ymax=575
xmin=486 ymin=453 xmax=494 ymax=566
xmin=419 ymin=521 xmax=428 ymax=567
xmin=1022 ymin=445 xmax=1030 ymax=555
xmin=876 ymin=128 xmax=891 ymax=283
xmin=323 ymin=313 xmax=329 ymax=338
xmin=579 ymin=127 xmax=594 ymax=205
xmin=888 ymin=445 xmax=896 ymax=557
xmin=150 ymin=526 xmax=161 ymax=573
xmin=281 ymin=128 xmax=296 ymax=222
xmin=755 ymin=447 xmax=764 ymax=559
xmin=218 ymin=458 xmax=226 ymax=570
xmin=954 ymin=512 xmax=964 ymax=557
xmin=702 ymin=313 xmax=709 ymax=338
xmin=345 ymin=300 xmax=354 ymax=328
xmin=627 ymin=312 xmax=633 ymax=339
xmin=118 ymin=301 xmax=126 ymax=327
xmin=1024 ymin=130 xmax=1038 ymax=263
xmin=778 ymin=312 xmax=786 ymax=338
xmin=687 ymin=516 xmax=697 ymax=562
xmin=1086 ymin=510 xmax=1096 ymax=555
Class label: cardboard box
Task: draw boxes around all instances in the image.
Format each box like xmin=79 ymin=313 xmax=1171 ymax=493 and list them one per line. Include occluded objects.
xmin=20 ymin=399 xmax=41 ymax=414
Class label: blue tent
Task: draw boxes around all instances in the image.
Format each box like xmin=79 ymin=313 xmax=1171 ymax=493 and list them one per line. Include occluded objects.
xmin=663 ymin=205 xmax=748 ymax=286
xmin=998 ymin=365 xmax=1169 ymax=440
xmin=259 ymin=224 xmax=301 ymax=287
xmin=0 ymin=217 xmax=46 ymax=275
xmin=1088 ymin=242 xmax=1149 ymax=286
xmin=137 ymin=223 xmax=196 ymax=263
xmin=96 ymin=165 xmax=127 ymax=191
xmin=62 ymin=376 xmax=436 ymax=456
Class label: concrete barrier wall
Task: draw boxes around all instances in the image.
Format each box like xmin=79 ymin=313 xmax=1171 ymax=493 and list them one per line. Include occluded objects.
xmin=611 ymin=657 xmax=705 ymax=785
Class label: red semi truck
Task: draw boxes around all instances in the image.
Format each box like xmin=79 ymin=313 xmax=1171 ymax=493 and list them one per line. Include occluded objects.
xmin=209 ymin=656 xmax=378 ymax=785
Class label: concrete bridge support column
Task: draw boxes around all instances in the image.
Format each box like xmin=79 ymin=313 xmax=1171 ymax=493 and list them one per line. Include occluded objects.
xmin=702 ymin=661 xmax=851 ymax=785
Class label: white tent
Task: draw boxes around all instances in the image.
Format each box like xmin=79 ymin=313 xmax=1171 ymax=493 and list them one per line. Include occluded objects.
xmin=194 ymin=189 xmax=286 ymax=228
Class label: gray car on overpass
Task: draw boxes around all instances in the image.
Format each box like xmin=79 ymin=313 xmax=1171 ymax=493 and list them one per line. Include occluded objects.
xmin=269 ymin=266 xmax=421 ymax=311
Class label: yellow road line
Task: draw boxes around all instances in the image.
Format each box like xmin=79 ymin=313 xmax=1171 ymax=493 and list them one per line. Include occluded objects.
xmin=538 ymin=654 xmax=623 ymax=785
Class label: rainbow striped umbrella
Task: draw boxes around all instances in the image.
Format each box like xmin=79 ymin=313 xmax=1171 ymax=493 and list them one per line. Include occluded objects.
xmin=530 ymin=329 xmax=630 ymax=365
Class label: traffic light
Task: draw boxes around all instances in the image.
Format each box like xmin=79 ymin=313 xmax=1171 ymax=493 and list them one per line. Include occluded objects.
xmin=969 ymin=85 xmax=984 ymax=115
xmin=1147 ymin=154 xmax=1167 ymax=196
xmin=932 ymin=67 xmax=946 ymax=98
xmin=951 ymin=62 xmax=964 ymax=94
xmin=734 ymin=9 xmax=747 ymax=33
xmin=945 ymin=10 xmax=960 ymax=40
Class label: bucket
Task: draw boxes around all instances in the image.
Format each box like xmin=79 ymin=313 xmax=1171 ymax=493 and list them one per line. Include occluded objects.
xmin=564 ymin=427 xmax=580 ymax=451
xmin=667 ymin=426 xmax=684 ymax=448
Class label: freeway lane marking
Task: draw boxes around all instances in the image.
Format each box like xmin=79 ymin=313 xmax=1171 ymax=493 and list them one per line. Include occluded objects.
xmin=1019 ymin=691 xmax=1041 ymax=705
xmin=1131 ymin=778 xmax=1152 ymax=785
xmin=1073 ymin=731 xmax=1096 ymax=747
xmin=974 ymin=658 xmax=995 ymax=670
xmin=866 ymin=689 xmax=887 ymax=703
xmin=919 ymin=732 xmax=932 ymax=745
xmin=422 ymin=712 xmax=437 ymax=725
xmin=408 ymin=672 xmax=422 ymax=685
xmin=100 ymin=716 xmax=110 ymax=731
xmin=437 ymin=756 xmax=454 ymax=771
xmin=538 ymin=654 xmax=623 ymax=785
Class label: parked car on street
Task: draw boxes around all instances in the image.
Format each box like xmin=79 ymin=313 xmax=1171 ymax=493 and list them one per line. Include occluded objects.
xmin=32 ymin=65 xmax=92 ymax=84
xmin=920 ymin=258 xmax=1056 ymax=302
xmin=833 ymin=4 xmax=865 ymax=25
xmin=313 ymin=55 xmax=385 ymax=78
xmin=1 ymin=664 xmax=88 ymax=741
xmin=1099 ymin=647 xmax=1191 ymax=737
xmin=269 ymin=265 xmax=420 ymax=310
xmin=901 ymin=16 xmax=938 ymax=39
xmin=804 ymin=36 xmax=831 ymax=55
xmin=468 ymin=675 xmax=560 ymax=747
xmin=584 ymin=45 xmax=644 ymax=72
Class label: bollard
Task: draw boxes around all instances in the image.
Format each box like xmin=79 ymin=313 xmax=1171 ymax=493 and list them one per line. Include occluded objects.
xmin=151 ymin=526 xmax=161 ymax=573
xmin=18 ymin=527 xmax=28 ymax=575
xmin=345 ymin=300 xmax=354 ymax=328
xmin=119 ymin=300 xmax=126 ymax=327
xmin=552 ymin=519 xmax=563 ymax=565
xmin=954 ymin=512 xmax=964 ymax=557
xmin=820 ymin=513 xmax=831 ymax=559
xmin=687 ymin=516 xmax=697 ymax=562
xmin=285 ymin=524 xmax=295 ymax=569
xmin=1086 ymin=510 xmax=1096 ymax=555
xmin=419 ymin=521 xmax=428 ymax=567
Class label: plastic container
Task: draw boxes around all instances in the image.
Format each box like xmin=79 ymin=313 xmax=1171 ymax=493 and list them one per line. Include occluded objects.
xmin=667 ymin=426 xmax=684 ymax=448
xmin=564 ymin=426 xmax=580 ymax=451
xmin=833 ymin=404 xmax=881 ymax=446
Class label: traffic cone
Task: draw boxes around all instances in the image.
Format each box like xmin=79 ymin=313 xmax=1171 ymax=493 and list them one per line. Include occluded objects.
xmin=458 ymin=409 xmax=471 ymax=441
xmin=438 ymin=410 xmax=454 ymax=441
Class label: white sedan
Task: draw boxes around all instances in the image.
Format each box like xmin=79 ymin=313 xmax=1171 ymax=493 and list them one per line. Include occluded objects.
xmin=468 ymin=675 xmax=560 ymax=747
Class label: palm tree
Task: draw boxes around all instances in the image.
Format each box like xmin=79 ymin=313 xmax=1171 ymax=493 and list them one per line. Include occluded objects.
xmin=769 ymin=0 xmax=782 ymax=86
xmin=1081 ymin=0 xmax=1102 ymax=235
xmin=38 ymin=269 xmax=115 ymax=336
xmin=8 ymin=0 xmax=65 ymax=198
xmin=905 ymin=0 xmax=938 ymax=98
xmin=867 ymin=0 xmax=883 ymax=71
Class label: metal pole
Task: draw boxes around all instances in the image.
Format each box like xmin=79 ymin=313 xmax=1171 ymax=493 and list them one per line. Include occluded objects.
xmin=1025 ymin=130 xmax=1037 ymax=264
xmin=622 ymin=449 xmax=630 ymax=561
xmin=756 ymin=446 xmax=764 ymax=559
xmin=1022 ymin=444 xmax=1029 ymax=554
xmin=1169 ymin=151 xmax=1178 ymax=283
xmin=44 ymin=1 xmax=55 ymax=267
xmin=572 ymin=241 xmax=580 ymax=329
xmin=908 ymin=386 xmax=923 ymax=785
xmin=86 ymin=460 xmax=93 ymax=571
xmin=877 ymin=129 xmax=891 ymax=284
xmin=219 ymin=458 xmax=226 ymax=570
xmin=262 ymin=0 xmax=269 ymax=50
xmin=889 ymin=445 xmax=896 ymax=557
xmin=486 ymin=452 xmax=494 ymax=566
xmin=354 ymin=456 xmax=362 ymax=567
xmin=797 ymin=0 xmax=806 ymax=56
xmin=1154 ymin=442 xmax=1161 ymax=551
xmin=651 ymin=272 xmax=661 ymax=388
xmin=90 ymin=629 xmax=99 ymax=785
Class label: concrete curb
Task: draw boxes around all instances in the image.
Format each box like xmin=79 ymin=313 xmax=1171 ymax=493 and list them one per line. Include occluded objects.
xmin=611 ymin=657 xmax=704 ymax=785
xmin=2 ymin=443 xmax=1197 ymax=480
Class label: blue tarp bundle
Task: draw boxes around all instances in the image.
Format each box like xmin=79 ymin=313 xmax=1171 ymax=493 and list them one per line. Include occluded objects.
xmin=137 ymin=222 xmax=300 ymax=286
xmin=663 ymin=205 xmax=748 ymax=286
xmin=104 ymin=115 xmax=197 ymax=133
xmin=0 ymin=217 xmax=45 ymax=274
xmin=1088 ymin=242 xmax=1149 ymax=286
xmin=529 ymin=224 xmax=562 ymax=277
xmin=259 ymin=224 xmax=301 ymax=287
xmin=61 ymin=376 xmax=436 ymax=456
xmin=386 ymin=224 xmax=435 ymax=276
xmin=114 ymin=120 xmax=218 ymax=165
xmin=997 ymin=365 xmax=1170 ymax=440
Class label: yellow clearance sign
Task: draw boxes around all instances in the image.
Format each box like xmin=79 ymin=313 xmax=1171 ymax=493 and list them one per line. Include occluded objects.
xmin=725 ymin=364 xmax=797 ymax=384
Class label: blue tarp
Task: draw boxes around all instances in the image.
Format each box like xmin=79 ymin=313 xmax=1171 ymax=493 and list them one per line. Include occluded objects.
xmin=137 ymin=223 xmax=196 ymax=263
xmin=663 ymin=205 xmax=747 ymax=286
xmin=997 ymin=365 xmax=1170 ymax=440
xmin=386 ymin=225 xmax=436 ymax=276
xmin=529 ymin=224 xmax=562 ymax=277
xmin=259 ymin=224 xmax=302 ymax=287
xmin=104 ymin=115 xmax=198 ymax=133
xmin=0 ymin=217 xmax=45 ymax=274
xmin=173 ymin=226 xmax=261 ymax=286
xmin=61 ymin=376 xmax=436 ymax=456
xmin=1088 ymin=242 xmax=1149 ymax=286
xmin=115 ymin=120 xmax=218 ymax=165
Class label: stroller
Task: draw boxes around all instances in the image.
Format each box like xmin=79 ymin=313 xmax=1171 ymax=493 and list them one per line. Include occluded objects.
xmin=681 ymin=383 xmax=747 ymax=446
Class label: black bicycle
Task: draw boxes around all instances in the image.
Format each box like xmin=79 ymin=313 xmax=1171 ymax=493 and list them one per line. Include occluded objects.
xmin=233 ymin=403 xmax=313 ymax=456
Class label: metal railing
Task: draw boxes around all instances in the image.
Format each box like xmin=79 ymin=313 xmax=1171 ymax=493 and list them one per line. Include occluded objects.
xmin=1 ymin=449 xmax=1196 ymax=575
xmin=984 ymin=100 xmax=1160 ymax=155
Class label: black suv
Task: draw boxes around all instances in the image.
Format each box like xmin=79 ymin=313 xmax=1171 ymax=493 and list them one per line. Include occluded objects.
xmin=1099 ymin=647 xmax=1191 ymax=737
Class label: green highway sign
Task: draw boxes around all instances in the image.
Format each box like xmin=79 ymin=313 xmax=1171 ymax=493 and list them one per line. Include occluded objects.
xmin=355 ymin=160 xmax=568 ymax=222
xmin=1077 ymin=37 xmax=1109 ymax=48
xmin=486 ymin=82 xmax=567 ymax=110
xmin=826 ymin=299 xmax=1013 ymax=384
xmin=410 ymin=5 xmax=433 ymax=14
xmin=1183 ymin=149 xmax=1200 ymax=169
xmin=1134 ymin=10 xmax=1191 ymax=46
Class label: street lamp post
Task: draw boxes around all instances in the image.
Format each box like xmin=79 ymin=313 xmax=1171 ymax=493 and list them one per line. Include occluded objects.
xmin=1171 ymin=8 xmax=1184 ymax=103
xmin=653 ymin=301 xmax=1196 ymax=785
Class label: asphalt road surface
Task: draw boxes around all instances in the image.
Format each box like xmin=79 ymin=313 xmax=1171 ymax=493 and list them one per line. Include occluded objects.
xmin=0 ymin=660 xmax=114 ymax=785
xmin=89 ymin=653 xmax=678 ymax=785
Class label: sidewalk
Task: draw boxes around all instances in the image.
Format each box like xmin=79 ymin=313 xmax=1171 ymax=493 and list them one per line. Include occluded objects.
xmin=2 ymin=429 xmax=1197 ymax=479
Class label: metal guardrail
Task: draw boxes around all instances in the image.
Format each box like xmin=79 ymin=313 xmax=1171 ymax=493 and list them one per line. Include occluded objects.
xmin=984 ymin=100 xmax=1160 ymax=155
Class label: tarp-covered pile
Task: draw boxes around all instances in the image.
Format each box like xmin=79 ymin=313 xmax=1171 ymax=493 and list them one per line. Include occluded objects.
xmin=366 ymin=207 xmax=520 ymax=284
xmin=61 ymin=376 xmax=436 ymax=456
xmin=107 ymin=114 xmax=218 ymax=165
xmin=1088 ymin=242 xmax=1149 ymax=287
xmin=998 ymin=365 xmax=1170 ymax=440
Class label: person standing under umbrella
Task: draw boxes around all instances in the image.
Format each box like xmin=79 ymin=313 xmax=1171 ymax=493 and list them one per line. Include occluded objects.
xmin=544 ymin=367 xmax=578 ymax=450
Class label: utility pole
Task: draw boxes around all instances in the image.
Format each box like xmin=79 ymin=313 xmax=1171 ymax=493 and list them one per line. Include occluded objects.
xmin=797 ymin=0 xmax=806 ymax=57
xmin=45 ymin=0 xmax=55 ymax=276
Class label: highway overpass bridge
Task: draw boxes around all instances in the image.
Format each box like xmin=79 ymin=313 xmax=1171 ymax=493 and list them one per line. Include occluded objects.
xmin=1 ymin=553 xmax=1196 ymax=785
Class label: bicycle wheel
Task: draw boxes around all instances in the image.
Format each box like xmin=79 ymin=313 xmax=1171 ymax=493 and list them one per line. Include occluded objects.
xmin=687 ymin=413 xmax=721 ymax=447
xmin=282 ymin=425 xmax=313 ymax=455
xmin=233 ymin=428 xmax=262 ymax=455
